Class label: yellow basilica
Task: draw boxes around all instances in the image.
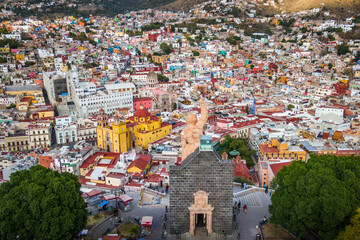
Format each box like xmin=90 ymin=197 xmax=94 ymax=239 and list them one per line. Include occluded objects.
xmin=97 ymin=107 xmax=172 ymax=152
xmin=97 ymin=109 xmax=132 ymax=153
xmin=126 ymin=106 xmax=172 ymax=149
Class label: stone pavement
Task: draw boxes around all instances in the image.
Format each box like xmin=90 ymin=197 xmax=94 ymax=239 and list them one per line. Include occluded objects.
xmin=236 ymin=191 xmax=271 ymax=239
xmin=88 ymin=191 xmax=168 ymax=240
xmin=88 ymin=187 xmax=271 ymax=240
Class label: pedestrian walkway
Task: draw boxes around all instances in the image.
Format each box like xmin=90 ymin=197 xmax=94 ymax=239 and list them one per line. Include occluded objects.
xmin=236 ymin=191 xmax=271 ymax=239
xmin=234 ymin=190 xmax=261 ymax=207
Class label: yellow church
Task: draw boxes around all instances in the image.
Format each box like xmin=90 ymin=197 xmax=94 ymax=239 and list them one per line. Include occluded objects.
xmin=97 ymin=109 xmax=132 ymax=153
xmin=97 ymin=107 xmax=172 ymax=152
xmin=126 ymin=106 xmax=172 ymax=149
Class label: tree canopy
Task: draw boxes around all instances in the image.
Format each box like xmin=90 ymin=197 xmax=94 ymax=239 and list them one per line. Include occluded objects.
xmin=336 ymin=208 xmax=360 ymax=240
xmin=218 ymin=135 xmax=255 ymax=168
xmin=160 ymin=43 xmax=172 ymax=55
xmin=269 ymin=154 xmax=360 ymax=240
xmin=0 ymin=165 xmax=87 ymax=240
xmin=157 ymin=74 xmax=169 ymax=82
xmin=337 ymin=44 xmax=350 ymax=56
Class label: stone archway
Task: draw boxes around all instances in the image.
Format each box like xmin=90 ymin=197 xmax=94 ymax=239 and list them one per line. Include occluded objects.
xmin=188 ymin=191 xmax=214 ymax=236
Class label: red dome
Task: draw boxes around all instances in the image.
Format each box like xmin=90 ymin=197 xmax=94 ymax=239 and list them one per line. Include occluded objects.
xmin=134 ymin=107 xmax=150 ymax=118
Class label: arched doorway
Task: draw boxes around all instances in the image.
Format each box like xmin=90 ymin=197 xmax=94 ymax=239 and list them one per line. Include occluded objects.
xmin=188 ymin=191 xmax=214 ymax=236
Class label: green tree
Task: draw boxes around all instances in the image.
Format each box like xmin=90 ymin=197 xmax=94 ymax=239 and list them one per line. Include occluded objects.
xmin=172 ymin=102 xmax=177 ymax=111
xmin=226 ymin=37 xmax=237 ymax=45
xmin=269 ymin=155 xmax=360 ymax=240
xmin=234 ymin=176 xmax=254 ymax=185
xmin=336 ymin=208 xmax=360 ymax=240
xmin=337 ymin=44 xmax=350 ymax=56
xmin=160 ymin=43 xmax=172 ymax=55
xmin=157 ymin=74 xmax=169 ymax=82
xmin=218 ymin=135 xmax=255 ymax=168
xmin=287 ymin=104 xmax=295 ymax=110
xmin=0 ymin=166 xmax=87 ymax=240
xmin=192 ymin=50 xmax=200 ymax=56
xmin=6 ymin=103 xmax=16 ymax=109
xmin=328 ymin=63 xmax=333 ymax=69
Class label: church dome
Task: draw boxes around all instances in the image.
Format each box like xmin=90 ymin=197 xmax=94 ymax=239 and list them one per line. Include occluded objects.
xmin=134 ymin=106 xmax=151 ymax=118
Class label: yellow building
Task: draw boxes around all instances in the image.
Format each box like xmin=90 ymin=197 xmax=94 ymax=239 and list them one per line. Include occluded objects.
xmin=126 ymin=106 xmax=172 ymax=149
xmin=4 ymin=85 xmax=42 ymax=99
xmin=5 ymin=134 xmax=30 ymax=152
xmin=15 ymin=54 xmax=25 ymax=61
xmin=0 ymin=45 xmax=10 ymax=53
xmin=29 ymin=105 xmax=55 ymax=121
xmin=97 ymin=109 xmax=132 ymax=153
xmin=152 ymin=55 xmax=169 ymax=64
xmin=259 ymin=139 xmax=307 ymax=162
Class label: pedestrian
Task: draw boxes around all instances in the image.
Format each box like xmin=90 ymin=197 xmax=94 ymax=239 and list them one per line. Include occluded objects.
xmin=234 ymin=201 xmax=238 ymax=210
xmin=238 ymin=201 xmax=241 ymax=210
xmin=165 ymin=185 xmax=169 ymax=194
xmin=243 ymin=204 xmax=247 ymax=214
xmin=269 ymin=189 xmax=272 ymax=197
xmin=265 ymin=185 xmax=268 ymax=194
xmin=160 ymin=180 xmax=163 ymax=188
xmin=244 ymin=182 xmax=247 ymax=189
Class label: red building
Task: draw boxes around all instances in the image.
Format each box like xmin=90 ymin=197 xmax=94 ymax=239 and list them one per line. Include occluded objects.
xmin=233 ymin=155 xmax=250 ymax=179
xmin=333 ymin=81 xmax=349 ymax=95
xmin=148 ymin=32 xmax=161 ymax=42
xmin=133 ymin=97 xmax=153 ymax=111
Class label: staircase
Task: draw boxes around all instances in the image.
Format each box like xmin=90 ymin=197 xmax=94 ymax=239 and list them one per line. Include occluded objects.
xmin=194 ymin=228 xmax=208 ymax=238
xmin=234 ymin=189 xmax=261 ymax=207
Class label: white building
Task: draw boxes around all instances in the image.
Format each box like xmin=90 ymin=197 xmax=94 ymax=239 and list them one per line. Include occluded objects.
xmin=55 ymin=116 xmax=77 ymax=144
xmin=66 ymin=68 xmax=134 ymax=118
xmin=2 ymin=33 xmax=21 ymax=41
xmin=315 ymin=107 xmax=344 ymax=118
xmin=43 ymin=71 xmax=67 ymax=105
xmin=0 ymin=95 xmax=17 ymax=107
xmin=26 ymin=123 xmax=51 ymax=149
xmin=74 ymin=91 xmax=133 ymax=118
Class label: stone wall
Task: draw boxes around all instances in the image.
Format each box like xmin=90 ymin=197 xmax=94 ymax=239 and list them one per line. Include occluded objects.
xmin=169 ymin=149 xmax=234 ymax=235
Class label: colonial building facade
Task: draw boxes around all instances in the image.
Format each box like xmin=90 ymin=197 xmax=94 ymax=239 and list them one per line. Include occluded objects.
xmin=96 ymin=109 xmax=132 ymax=153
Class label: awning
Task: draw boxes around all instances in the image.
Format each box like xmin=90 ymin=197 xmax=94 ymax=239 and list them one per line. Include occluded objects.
xmin=99 ymin=200 xmax=109 ymax=207
xmin=119 ymin=194 xmax=133 ymax=204
xmin=141 ymin=216 xmax=153 ymax=227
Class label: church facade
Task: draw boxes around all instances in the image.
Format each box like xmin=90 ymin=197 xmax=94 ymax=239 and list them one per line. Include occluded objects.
xmin=96 ymin=109 xmax=132 ymax=153
xmin=126 ymin=106 xmax=172 ymax=149
xmin=169 ymin=138 xmax=234 ymax=236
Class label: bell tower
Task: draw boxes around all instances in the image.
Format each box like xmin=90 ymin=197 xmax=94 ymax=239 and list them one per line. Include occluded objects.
xmin=97 ymin=108 xmax=108 ymax=128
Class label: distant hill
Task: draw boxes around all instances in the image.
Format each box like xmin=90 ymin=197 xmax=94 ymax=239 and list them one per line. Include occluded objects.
xmin=278 ymin=0 xmax=360 ymax=16
xmin=8 ymin=0 xmax=179 ymax=17
xmin=160 ymin=0 xmax=206 ymax=12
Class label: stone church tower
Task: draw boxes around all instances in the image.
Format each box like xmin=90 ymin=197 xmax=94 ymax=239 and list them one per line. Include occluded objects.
xmin=146 ymin=70 xmax=159 ymax=89
xmin=169 ymin=137 xmax=234 ymax=236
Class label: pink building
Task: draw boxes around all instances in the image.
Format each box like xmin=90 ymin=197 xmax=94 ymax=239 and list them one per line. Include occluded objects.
xmin=259 ymin=161 xmax=292 ymax=187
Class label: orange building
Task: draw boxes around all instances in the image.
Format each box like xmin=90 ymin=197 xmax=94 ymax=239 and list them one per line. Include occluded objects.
xmin=39 ymin=155 xmax=55 ymax=168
